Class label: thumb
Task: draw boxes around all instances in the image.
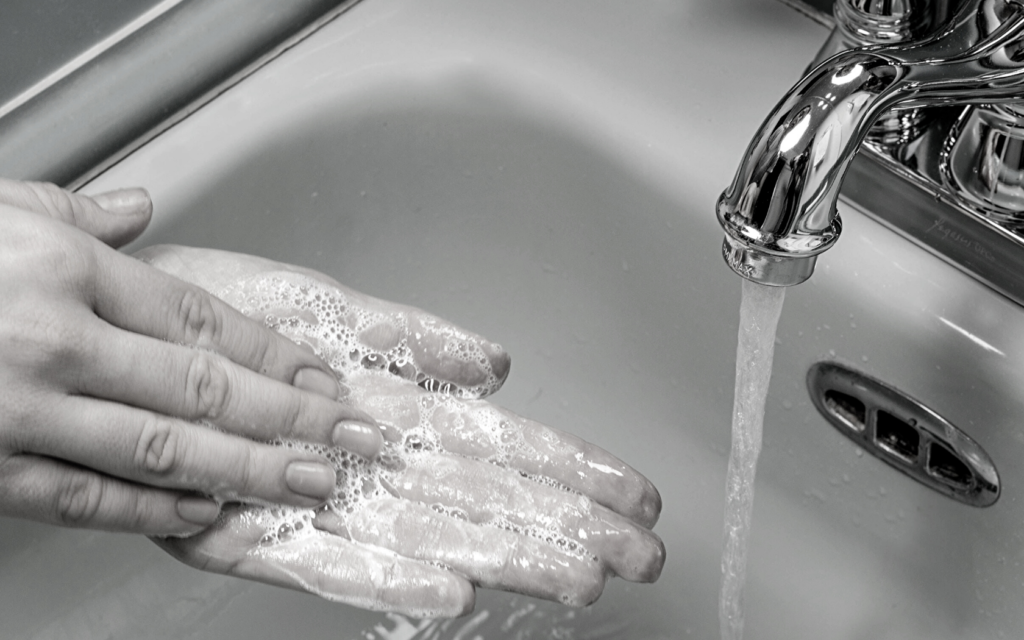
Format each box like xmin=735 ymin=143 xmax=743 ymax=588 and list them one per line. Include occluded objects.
xmin=0 ymin=178 xmax=152 ymax=248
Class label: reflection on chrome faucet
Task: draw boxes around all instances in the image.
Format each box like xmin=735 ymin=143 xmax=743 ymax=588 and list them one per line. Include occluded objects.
xmin=717 ymin=0 xmax=1024 ymax=288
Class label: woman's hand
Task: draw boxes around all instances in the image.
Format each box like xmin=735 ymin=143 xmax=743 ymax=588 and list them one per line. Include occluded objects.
xmin=0 ymin=179 xmax=382 ymax=537
xmin=142 ymin=245 xmax=665 ymax=618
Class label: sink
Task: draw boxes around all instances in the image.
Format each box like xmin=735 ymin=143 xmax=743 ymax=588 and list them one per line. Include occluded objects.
xmin=4 ymin=0 xmax=1024 ymax=637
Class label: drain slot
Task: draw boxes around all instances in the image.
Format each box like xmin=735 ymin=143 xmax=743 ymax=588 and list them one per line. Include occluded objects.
xmin=823 ymin=390 xmax=865 ymax=432
xmin=808 ymin=362 xmax=999 ymax=507
xmin=875 ymin=410 xmax=919 ymax=463
xmin=927 ymin=442 xmax=973 ymax=488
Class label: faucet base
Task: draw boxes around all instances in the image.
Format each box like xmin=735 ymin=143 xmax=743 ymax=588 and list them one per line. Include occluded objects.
xmin=843 ymin=136 xmax=1024 ymax=307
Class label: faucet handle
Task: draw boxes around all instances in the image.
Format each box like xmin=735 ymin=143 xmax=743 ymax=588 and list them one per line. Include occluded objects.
xmin=811 ymin=0 xmax=930 ymax=67
xmin=943 ymin=104 xmax=1024 ymax=228
xmin=811 ymin=0 xmax=953 ymax=147
xmin=835 ymin=0 xmax=925 ymax=44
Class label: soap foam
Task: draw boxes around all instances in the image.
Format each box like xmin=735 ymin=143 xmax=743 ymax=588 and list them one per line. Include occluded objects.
xmin=219 ymin=272 xmax=504 ymax=399
xmin=214 ymin=273 xmax=596 ymax=568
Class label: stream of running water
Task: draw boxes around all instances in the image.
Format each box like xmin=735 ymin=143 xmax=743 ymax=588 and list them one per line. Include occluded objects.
xmin=719 ymin=278 xmax=786 ymax=640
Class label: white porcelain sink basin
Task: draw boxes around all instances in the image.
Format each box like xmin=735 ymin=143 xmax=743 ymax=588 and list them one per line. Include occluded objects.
xmin=4 ymin=1 xmax=1024 ymax=638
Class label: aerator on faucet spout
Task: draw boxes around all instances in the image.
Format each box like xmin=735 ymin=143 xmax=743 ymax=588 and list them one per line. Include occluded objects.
xmin=717 ymin=0 xmax=1024 ymax=286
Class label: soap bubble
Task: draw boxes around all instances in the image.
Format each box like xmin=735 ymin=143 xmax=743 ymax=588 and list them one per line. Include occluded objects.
xmin=214 ymin=273 xmax=590 ymax=563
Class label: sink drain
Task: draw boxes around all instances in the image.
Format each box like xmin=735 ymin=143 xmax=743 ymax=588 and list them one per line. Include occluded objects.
xmin=807 ymin=361 xmax=1000 ymax=507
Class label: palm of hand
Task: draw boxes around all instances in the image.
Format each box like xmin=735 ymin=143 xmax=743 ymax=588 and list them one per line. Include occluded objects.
xmin=143 ymin=246 xmax=664 ymax=618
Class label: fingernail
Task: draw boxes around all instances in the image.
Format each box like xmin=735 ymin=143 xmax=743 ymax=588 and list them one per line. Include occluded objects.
xmin=285 ymin=461 xmax=337 ymax=500
xmin=482 ymin=342 xmax=511 ymax=383
xmin=176 ymin=495 xmax=221 ymax=526
xmin=91 ymin=187 xmax=151 ymax=216
xmin=332 ymin=420 xmax=384 ymax=458
xmin=293 ymin=367 xmax=340 ymax=400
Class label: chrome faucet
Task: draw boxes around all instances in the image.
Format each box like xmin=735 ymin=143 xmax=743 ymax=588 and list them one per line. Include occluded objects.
xmin=717 ymin=0 xmax=1024 ymax=287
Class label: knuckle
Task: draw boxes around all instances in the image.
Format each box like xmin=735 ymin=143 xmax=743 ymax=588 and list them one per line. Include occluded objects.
xmin=26 ymin=229 xmax=98 ymax=292
xmin=134 ymin=416 xmax=187 ymax=476
xmin=184 ymin=353 xmax=232 ymax=420
xmin=125 ymin=497 xmax=156 ymax=533
xmin=247 ymin=328 xmax=276 ymax=377
xmin=231 ymin=443 xmax=261 ymax=498
xmin=0 ymin=399 xmax=31 ymax=449
xmin=279 ymin=390 xmax=308 ymax=439
xmin=55 ymin=473 xmax=104 ymax=527
xmin=3 ymin=390 xmax=62 ymax=452
xmin=19 ymin=314 xmax=83 ymax=368
xmin=175 ymin=287 xmax=222 ymax=347
xmin=26 ymin=181 xmax=78 ymax=222
xmin=501 ymin=535 xmax=524 ymax=579
xmin=376 ymin=559 xmax=400 ymax=597
xmin=0 ymin=311 xmax=93 ymax=390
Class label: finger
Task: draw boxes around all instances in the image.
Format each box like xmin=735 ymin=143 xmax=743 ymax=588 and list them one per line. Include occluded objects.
xmin=501 ymin=414 xmax=662 ymax=529
xmin=229 ymin=267 xmax=513 ymax=395
xmin=401 ymin=311 xmax=510 ymax=397
xmin=324 ymin=498 xmax=606 ymax=607
xmin=389 ymin=453 xmax=665 ymax=583
xmin=73 ymin=319 xmax=381 ymax=457
xmin=0 ymin=178 xmax=152 ymax=248
xmin=349 ymin=376 xmax=661 ymax=528
xmin=0 ymin=453 xmax=219 ymax=535
xmin=443 ymin=401 xmax=661 ymax=528
xmin=247 ymin=537 xmax=475 ymax=618
xmin=140 ymin=253 xmax=511 ymax=399
xmin=155 ymin=505 xmax=475 ymax=618
xmin=32 ymin=396 xmax=342 ymax=507
xmin=89 ymin=248 xmax=346 ymax=403
xmin=237 ymin=273 xmax=510 ymax=399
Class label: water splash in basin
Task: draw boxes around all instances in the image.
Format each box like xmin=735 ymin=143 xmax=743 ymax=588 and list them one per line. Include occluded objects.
xmin=720 ymin=279 xmax=785 ymax=640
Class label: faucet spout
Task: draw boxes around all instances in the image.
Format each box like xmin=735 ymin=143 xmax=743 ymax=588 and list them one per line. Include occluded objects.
xmin=718 ymin=0 xmax=1024 ymax=286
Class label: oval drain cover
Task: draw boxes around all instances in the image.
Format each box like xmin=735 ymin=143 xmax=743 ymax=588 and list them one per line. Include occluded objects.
xmin=807 ymin=361 xmax=999 ymax=507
